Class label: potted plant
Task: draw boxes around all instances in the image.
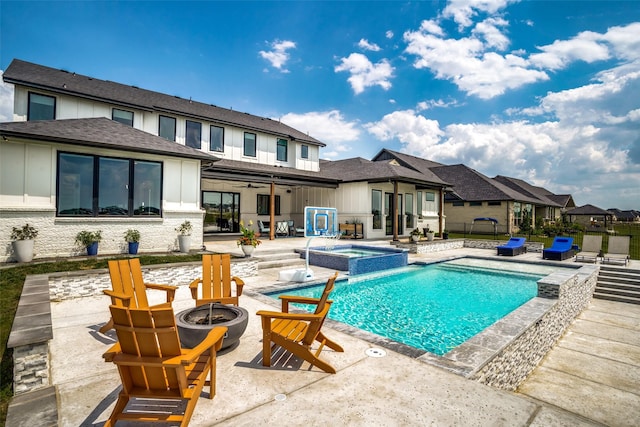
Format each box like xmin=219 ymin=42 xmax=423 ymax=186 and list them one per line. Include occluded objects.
xmin=423 ymin=226 xmax=435 ymax=241
xmin=124 ymin=229 xmax=141 ymax=254
xmin=75 ymin=230 xmax=102 ymax=256
xmin=410 ymin=227 xmax=422 ymax=242
xmin=175 ymin=221 xmax=192 ymax=253
xmin=442 ymin=229 xmax=449 ymax=240
xmin=11 ymin=223 xmax=38 ymax=262
xmin=237 ymin=220 xmax=261 ymax=257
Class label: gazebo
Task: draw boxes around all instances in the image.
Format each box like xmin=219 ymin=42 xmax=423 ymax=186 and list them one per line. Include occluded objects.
xmin=567 ymin=204 xmax=613 ymax=229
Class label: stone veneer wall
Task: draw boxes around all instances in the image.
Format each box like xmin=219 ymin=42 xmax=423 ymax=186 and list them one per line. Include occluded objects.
xmin=463 ymin=239 xmax=545 ymax=253
xmin=393 ymin=239 xmax=543 ymax=254
xmin=471 ymin=267 xmax=598 ymax=391
xmin=49 ymin=259 xmax=258 ymax=301
xmin=13 ymin=343 xmax=49 ymax=394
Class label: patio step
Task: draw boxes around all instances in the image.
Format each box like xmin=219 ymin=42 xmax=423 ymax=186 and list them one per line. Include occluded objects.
xmin=595 ymin=266 xmax=640 ymax=305
xmin=254 ymin=250 xmax=305 ymax=270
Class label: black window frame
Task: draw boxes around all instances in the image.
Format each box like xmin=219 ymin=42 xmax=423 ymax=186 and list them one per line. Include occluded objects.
xmin=186 ymin=120 xmax=202 ymax=149
xmin=301 ymin=144 xmax=309 ymax=159
xmin=452 ymin=201 xmax=465 ymax=207
xmin=244 ymin=132 xmax=257 ymax=157
xmin=112 ymin=108 xmax=134 ymax=126
xmin=27 ymin=92 xmax=56 ymax=121
xmin=210 ymin=125 xmax=225 ymax=152
xmin=56 ymin=151 xmax=163 ymax=217
xmin=277 ymin=138 xmax=288 ymax=162
xmin=159 ymin=115 xmax=176 ymax=141
xmin=257 ymin=194 xmax=281 ymax=215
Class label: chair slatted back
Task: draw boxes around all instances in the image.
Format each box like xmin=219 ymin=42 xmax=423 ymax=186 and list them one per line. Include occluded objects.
xmin=302 ymin=272 xmax=338 ymax=345
xmin=110 ymin=306 xmax=183 ymax=394
xmin=108 ymin=259 xmax=149 ymax=308
xmin=202 ymin=254 xmax=232 ymax=302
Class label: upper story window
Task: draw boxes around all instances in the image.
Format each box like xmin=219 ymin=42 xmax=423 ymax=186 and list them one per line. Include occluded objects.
xmin=210 ymin=125 xmax=224 ymax=152
xmin=112 ymin=108 xmax=133 ymax=126
xmin=28 ymin=92 xmax=55 ymax=121
xmin=57 ymin=152 xmax=162 ymax=217
xmin=277 ymin=138 xmax=288 ymax=162
xmin=301 ymin=144 xmax=309 ymax=159
xmin=244 ymin=132 xmax=256 ymax=157
xmin=159 ymin=115 xmax=176 ymax=141
xmin=186 ymin=120 xmax=202 ymax=149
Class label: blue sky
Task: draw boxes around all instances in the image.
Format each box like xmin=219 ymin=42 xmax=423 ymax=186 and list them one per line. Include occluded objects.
xmin=1 ymin=1 xmax=639 ymax=210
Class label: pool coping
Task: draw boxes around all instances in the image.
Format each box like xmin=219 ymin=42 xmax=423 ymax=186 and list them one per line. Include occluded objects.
xmin=247 ymin=256 xmax=598 ymax=390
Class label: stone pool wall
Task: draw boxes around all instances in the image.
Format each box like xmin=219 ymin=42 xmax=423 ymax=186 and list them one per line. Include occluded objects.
xmin=49 ymin=259 xmax=258 ymax=301
xmin=393 ymin=238 xmax=544 ymax=254
xmin=470 ymin=265 xmax=598 ymax=391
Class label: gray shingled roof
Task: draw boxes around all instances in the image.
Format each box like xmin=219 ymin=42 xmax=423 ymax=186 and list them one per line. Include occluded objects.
xmin=430 ymin=164 xmax=542 ymax=203
xmin=3 ymin=59 xmax=325 ymax=147
xmin=319 ymin=157 xmax=449 ymax=187
xmin=493 ymin=175 xmax=562 ymax=207
xmin=567 ymin=204 xmax=611 ymax=216
xmin=0 ymin=117 xmax=219 ymax=161
xmin=371 ymin=149 xmax=449 ymax=185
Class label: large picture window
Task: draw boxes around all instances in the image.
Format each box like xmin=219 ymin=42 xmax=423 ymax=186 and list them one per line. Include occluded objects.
xmin=112 ymin=108 xmax=134 ymax=126
xmin=57 ymin=152 xmax=162 ymax=217
xmin=28 ymin=92 xmax=55 ymax=121
xmin=405 ymin=193 xmax=414 ymax=229
xmin=244 ymin=132 xmax=256 ymax=157
xmin=257 ymin=194 xmax=280 ymax=215
xmin=277 ymin=138 xmax=288 ymax=161
xmin=186 ymin=120 xmax=202 ymax=149
xmin=210 ymin=125 xmax=224 ymax=152
xmin=159 ymin=115 xmax=176 ymax=141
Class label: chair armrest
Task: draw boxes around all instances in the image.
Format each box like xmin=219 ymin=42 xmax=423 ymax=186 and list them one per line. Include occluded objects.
xmin=232 ymin=276 xmax=245 ymax=296
xmin=144 ymin=283 xmax=178 ymax=302
xmin=103 ymin=290 xmax=133 ymax=306
xmin=189 ymin=278 xmax=202 ymax=300
xmin=256 ymin=310 xmax=320 ymax=322
xmin=165 ymin=326 xmax=228 ymax=366
xmin=102 ymin=342 xmax=122 ymax=362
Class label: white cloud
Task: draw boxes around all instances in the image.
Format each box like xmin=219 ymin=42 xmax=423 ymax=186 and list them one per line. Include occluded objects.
xmin=335 ymin=53 xmax=394 ymax=94
xmin=386 ymin=30 xmax=394 ymax=39
xmin=442 ymin=0 xmax=516 ymax=29
xmin=472 ymin=17 xmax=510 ymax=50
xmin=416 ymin=98 xmax=459 ymax=111
xmin=365 ymin=110 xmax=443 ymax=154
xmin=0 ymin=72 xmax=13 ymax=122
xmin=529 ymin=31 xmax=610 ymax=70
xmin=358 ymin=38 xmax=381 ymax=52
xmin=279 ymin=110 xmax=361 ymax=158
xmin=259 ymin=40 xmax=296 ymax=72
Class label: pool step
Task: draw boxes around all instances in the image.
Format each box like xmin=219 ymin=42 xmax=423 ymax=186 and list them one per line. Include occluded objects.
xmin=254 ymin=250 xmax=305 ymax=270
xmin=594 ymin=266 xmax=640 ymax=305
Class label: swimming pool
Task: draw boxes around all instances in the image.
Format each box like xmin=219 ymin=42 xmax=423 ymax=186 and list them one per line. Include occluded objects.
xmin=266 ymin=259 xmax=559 ymax=355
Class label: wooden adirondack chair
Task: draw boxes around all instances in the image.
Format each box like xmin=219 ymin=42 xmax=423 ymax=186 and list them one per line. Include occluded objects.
xmin=256 ymin=272 xmax=343 ymax=374
xmin=99 ymin=258 xmax=178 ymax=333
xmin=190 ymin=254 xmax=245 ymax=306
xmin=103 ymin=305 xmax=226 ymax=427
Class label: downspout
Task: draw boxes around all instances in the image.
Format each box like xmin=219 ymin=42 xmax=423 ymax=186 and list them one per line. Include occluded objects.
xmin=269 ymin=182 xmax=275 ymax=240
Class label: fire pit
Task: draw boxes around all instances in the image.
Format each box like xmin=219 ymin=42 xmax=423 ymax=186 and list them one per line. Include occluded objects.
xmin=175 ymin=303 xmax=249 ymax=350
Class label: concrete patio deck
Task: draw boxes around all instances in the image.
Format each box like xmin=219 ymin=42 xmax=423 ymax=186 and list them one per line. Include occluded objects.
xmin=17 ymin=237 xmax=640 ymax=426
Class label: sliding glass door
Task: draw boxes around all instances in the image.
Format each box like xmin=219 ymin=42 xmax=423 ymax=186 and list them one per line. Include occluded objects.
xmin=202 ymin=191 xmax=240 ymax=233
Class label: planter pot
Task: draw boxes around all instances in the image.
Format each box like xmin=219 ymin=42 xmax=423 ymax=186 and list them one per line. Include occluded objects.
xmin=241 ymin=245 xmax=255 ymax=257
xmin=13 ymin=239 xmax=34 ymax=263
xmin=87 ymin=242 xmax=99 ymax=256
xmin=128 ymin=242 xmax=139 ymax=255
xmin=178 ymin=235 xmax=191 ymax=253
xmin=426 ymin=232 xmax=435 ymax=242
xmin=442 ymin=232 xmax=449 ymax=240
xmin=411 ymin=235 xmax=420 ymax=242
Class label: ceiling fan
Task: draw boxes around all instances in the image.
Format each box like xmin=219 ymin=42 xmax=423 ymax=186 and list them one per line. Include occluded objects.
xmin=233 ymin=183 xmax=267 ymax=188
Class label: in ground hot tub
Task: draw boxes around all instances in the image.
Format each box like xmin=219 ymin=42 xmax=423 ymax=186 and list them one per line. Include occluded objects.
xmin=297 ymin=244 xmax=408 ymax=275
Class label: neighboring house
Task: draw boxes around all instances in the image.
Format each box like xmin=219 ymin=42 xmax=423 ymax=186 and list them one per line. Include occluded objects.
xmin=567 ymin=204 xmax=614 ymax=228
xmin=428 ymin=164 xmax=547 ymax=234
xmin=0 ymin=118 xmax=218 ymax=261
xmin=492 ymin=175 xmax=572 ymax=223
xmin=608 ymin=209 xmax=640 ymax=223
xmin=2 ymin=59 xmax=332 ymax=240
xmin=319 ymin=156 xmax=450 ymax=240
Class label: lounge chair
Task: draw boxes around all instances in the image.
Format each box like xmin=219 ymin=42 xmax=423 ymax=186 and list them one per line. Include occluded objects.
xmin=575 ymin=235 xmax=602 ymax=263
xmin=275 ymin=220 xmax=289 ymax=237
xmin=257 ymin=220 xmax=270 ymax=234
xmin=542 ymin=236 xmax=575 ymax=261
xmin=99 ymin=258 xmax=177 ymax=333
xmin=496 ymin=237 xmax=527 ymax=256
xmin=256 ymin=272 xmax=343 ymax=374
xmin=603 ymin=235 xmax=630 ymax=266
xmin=103 ymin=305 xmax=226 ymax=427
xmin=190 ymin=254 xmax=245 ymax=306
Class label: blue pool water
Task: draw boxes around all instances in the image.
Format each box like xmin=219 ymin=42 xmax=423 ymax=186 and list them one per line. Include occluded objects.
xmin=267 ymin=260 xmax=547 ymax=355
